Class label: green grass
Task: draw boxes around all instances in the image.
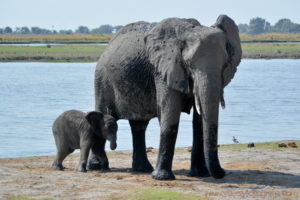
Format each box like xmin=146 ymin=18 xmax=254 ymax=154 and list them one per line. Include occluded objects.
xmin=240 ymin=33 xmax=300 ymax=42
xmin=242 ymin=43 xmax=300 ymax=58
xmin=108 ymin=188 xmax=205 ymax=200
xmin=1 ymin=41 xmax=300 ymax=62
xmin=174 ymin=141 xmax=300 ymax=153
xmin=0 ymin=45 xmax=106 ymax=62
xmin=219 ymin=141 xmax=300 ymax=151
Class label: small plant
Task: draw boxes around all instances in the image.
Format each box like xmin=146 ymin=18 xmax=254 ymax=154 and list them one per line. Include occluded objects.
xmin=108 ymin=188 xmax=206 ymax=200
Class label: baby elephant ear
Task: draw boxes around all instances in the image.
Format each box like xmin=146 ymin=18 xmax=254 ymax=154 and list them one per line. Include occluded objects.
xmin=86 ymin=111 xmax=103 ymax=124
xmin=145 ymin=19 xmax=190 ymax=94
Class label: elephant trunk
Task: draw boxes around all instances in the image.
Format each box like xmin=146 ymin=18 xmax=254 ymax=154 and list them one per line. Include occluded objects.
xmin=107 ymin=135 xmax=117 ymax=150
xmin=194 ymin=72 xmax=225 ymax=179
xmin=110 ymin=141 xmax=117 ymax=150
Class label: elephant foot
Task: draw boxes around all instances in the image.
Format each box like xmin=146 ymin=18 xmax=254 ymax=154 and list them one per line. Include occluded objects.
xmin=152 ymin=169 xmax=175 ymax=180
xmin=189 ymin=166 xmax=210 ymax=177
xmin=77 ymin=163 xmax=87 ymax=172
xmin=132 ymin=160 xmax=154 ymax=173
xmin=87 ymin=161 xmax=102 ymax=170
xmin=101 ymin=165 xmax=111 ymax=171
xmin=52 ymin=164 xmax=64 ymax=171
xmin=100 ymin=161 xmax=110 ymax=171
xmin=210 ymin=168 xmax=226 ymax=179
xmin=87 ymin=161 xmax=111 ymax=171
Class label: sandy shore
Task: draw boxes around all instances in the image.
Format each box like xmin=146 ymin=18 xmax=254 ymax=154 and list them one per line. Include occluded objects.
xmin=0 ymin=144 xmax=299 ymax=200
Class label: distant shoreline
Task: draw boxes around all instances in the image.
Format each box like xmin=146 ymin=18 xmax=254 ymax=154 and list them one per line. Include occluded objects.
xmin=0 ymin=41 xmax=109 ymax=45
xmin=0 ymin=40 xmax=299 ymax=45
xmin=1 ymin=54 xmax=299 ymax=63
xmin=1 ymin=41 xmax=300 ymax=62
xmin=242 ymin=54 xmax=300 ymax=59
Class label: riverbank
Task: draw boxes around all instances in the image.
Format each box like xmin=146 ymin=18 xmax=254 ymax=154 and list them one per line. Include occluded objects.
xmin=1 ymin=33 xmax=300 ymax=44
xmin=0 ymin=34 xmax=112 ymax=44
xmin=1 ymin=141 xmax=299 ymax=200
xmin=0 ymin=45 xmax=106 ymax=62
xmin=1 ymin=42 xmax=300 ymax=62
xmin=242 ymin=43 xmax=300 ymax=59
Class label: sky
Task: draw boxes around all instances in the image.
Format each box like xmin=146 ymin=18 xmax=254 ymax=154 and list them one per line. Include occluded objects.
xmin=1 ymin=0 xmax=299 ymax=30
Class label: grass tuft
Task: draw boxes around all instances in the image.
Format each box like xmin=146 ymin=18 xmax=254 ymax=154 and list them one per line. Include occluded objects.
xmin=108 ymin=188 xmax=206 ymax=200
xmin=219 ymin=141 xmax=300 ymax=151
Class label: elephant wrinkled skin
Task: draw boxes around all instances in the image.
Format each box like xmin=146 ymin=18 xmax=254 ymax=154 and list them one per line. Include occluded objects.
xmin=89 ymin=15 xmax=242 ymax=180
xmin=52 ymin=110 xmax=117 ymax=172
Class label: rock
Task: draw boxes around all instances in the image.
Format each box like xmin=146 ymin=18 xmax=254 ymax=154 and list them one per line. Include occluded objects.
xmin=248 ymin=142 xmax=255 ymax=148
xmin=278 ymin=143 xmax=287 ymax=148
xmin=288 ymin=142 xmax=298 ymax=148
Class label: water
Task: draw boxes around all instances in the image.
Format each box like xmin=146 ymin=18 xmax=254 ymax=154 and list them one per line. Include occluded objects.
xmin=0 ymin=60 xmax=299 ymax=158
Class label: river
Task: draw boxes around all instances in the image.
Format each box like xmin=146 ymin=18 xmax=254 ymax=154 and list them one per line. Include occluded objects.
xmin=0 ymin=59 xmax=299 ymax=158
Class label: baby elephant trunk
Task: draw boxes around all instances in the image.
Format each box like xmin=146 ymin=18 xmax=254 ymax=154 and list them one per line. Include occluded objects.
xmin=107 ymin=135 xmax=117 ymax=150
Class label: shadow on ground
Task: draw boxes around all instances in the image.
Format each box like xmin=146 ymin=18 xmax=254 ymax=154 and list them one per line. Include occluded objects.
xmin=173 ymin=168 xmax=300 ymax=188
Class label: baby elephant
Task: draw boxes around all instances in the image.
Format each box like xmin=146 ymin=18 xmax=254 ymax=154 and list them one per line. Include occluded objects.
xmin=52 ymin=110 xmax=118 ymax=172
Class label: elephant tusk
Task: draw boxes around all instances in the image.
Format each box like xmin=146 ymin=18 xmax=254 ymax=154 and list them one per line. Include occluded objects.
xmin=195 ymin=97 xmax=201 ymax=115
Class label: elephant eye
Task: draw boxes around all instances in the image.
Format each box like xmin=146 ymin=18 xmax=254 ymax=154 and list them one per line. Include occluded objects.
xmin=106 ymin=122 xmax=116 ymax=131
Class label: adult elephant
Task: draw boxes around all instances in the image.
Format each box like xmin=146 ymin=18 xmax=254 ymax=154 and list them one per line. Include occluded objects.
xmin=89 ymin=15 xmax=242 ymax=180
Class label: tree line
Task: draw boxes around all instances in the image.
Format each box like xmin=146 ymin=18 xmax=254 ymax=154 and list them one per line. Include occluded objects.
xmin=238 ymin=17 xmax=300 ymax=34
xmin=0 ymin=25 xmax=123 ymax=35
xmin=1 ymin=17 xmax=300 ymax=35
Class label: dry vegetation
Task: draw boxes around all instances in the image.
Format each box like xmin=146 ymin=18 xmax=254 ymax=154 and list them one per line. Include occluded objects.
xmin=240 ymin=33 xmax=300 ymax=42
xmin=0 ymin=34 xmax=112 ymax=44
xmin=1 ymin=33 xmax=300 ymax=44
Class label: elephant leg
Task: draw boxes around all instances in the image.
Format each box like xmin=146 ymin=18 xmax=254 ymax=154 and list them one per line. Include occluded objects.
xmin=129 ymin=120 xmax=153 ymax=172
xmin=152 ymin=91 xmax=181 ymax=180
xmin=189 ymin=107 xmax=210 ymax=177
xmin=87 ymin=151 xmax=101 ymax=170
xmin=52 ymin=148 xmax=74 ymax=170
xmin=90 ymin=138 xmax=110 ymax=171
xmin=77 ymin=142 xmax=92 ymax=172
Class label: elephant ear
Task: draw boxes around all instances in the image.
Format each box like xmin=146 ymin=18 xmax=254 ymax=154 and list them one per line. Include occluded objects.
xmin=145 ymin=19 xmax=190 ymax=94
xmin=86 ymin=111 xmax=103 ymax=129
xmin=214 ymin=15 xmax=242 ymax=87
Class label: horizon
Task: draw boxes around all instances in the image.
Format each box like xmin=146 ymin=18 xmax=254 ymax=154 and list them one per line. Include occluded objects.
xmin=1 ymin=0 xmax=299 ymax=30
xmin=1 ymin=16 xmax=300 ymax=32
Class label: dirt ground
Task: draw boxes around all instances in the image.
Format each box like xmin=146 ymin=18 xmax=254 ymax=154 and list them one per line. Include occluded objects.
xmin=0 ymin=146 xmax=299 ymax=200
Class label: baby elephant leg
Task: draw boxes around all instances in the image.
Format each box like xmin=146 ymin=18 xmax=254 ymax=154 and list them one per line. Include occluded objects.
xmin=52 ymin=149 xmax=74 ymax=170
xmin=90 ymin=138 xmax=110 ymax=170
xmin=77 ymin=141 xmax=92 ymax=172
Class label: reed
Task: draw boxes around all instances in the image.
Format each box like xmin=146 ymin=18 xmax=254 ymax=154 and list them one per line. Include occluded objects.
xmin=240 ymin=33 xmax=300 ymax=42
xmin=0 ymin=34 xmax=112 ymax=43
